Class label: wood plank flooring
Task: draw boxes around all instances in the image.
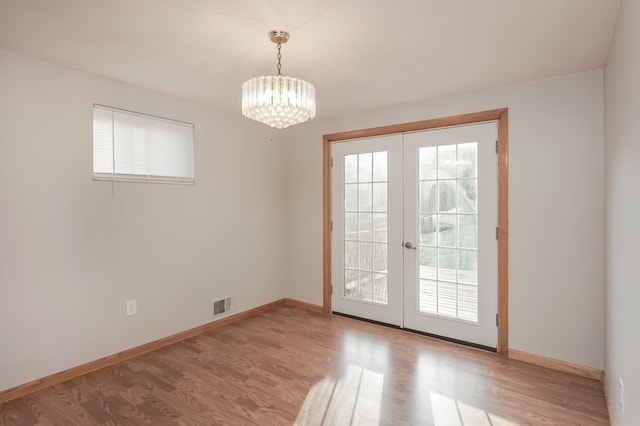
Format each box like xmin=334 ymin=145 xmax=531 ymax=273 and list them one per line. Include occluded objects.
xmin=0 ymin=306 xmax=610 ymax=425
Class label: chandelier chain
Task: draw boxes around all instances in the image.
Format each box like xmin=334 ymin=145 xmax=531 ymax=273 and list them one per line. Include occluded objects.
xmin=276 ymin=42 xmax=282 ymax=76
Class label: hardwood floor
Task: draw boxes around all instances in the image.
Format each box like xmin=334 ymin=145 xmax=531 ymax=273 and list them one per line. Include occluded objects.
xmin=0 ymin=306 xmax=609 ymax=425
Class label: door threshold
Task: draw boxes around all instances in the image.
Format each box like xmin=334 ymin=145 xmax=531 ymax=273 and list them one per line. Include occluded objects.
xmin=332 ymin=311 xmax=403 ymax=330
xmin=332 ymin=311 xmax=497 ymax=353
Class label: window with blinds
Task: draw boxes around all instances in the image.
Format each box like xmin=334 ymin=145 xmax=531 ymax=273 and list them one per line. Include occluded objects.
xmin=93 ymin=105 xmax=195 ymax=183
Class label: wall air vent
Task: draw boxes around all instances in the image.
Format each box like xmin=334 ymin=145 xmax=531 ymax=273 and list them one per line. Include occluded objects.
xmin=213 ymin=297 xmax=232 ymax=317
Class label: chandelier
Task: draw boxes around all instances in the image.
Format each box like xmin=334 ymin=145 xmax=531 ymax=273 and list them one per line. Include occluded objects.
xmin=241 ymin=30 xmax=316 ymax=129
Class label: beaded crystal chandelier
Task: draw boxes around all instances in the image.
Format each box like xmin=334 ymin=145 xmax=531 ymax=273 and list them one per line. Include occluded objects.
xmin=241 ymin=30 xmax=316 ymax=129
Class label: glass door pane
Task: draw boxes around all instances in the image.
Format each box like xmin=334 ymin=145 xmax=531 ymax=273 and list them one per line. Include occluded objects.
xmin=344 ymin=152 xmax=389 ymax=304
xmin=418 ymin=143 xmax=479 ymax=322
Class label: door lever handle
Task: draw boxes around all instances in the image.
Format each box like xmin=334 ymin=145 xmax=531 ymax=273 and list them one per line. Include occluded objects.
xmin=403 ymin=241 xmax=417 ymax=250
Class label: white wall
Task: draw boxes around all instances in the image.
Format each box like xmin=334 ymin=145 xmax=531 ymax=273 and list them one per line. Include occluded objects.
xmin=604 ymin=0 xmax=640 ymax=424
xmin=0 ymin=50 xmax=288 ymax=392
xmin=285 ymin=70 xmax=605 ymax=369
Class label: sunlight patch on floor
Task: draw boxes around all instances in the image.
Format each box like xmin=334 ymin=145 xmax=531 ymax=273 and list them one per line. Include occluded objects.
xmin=430 ymin=391 xmax=519 ymax=426
xmin=294 ymin=365 xmax=383 ymax=426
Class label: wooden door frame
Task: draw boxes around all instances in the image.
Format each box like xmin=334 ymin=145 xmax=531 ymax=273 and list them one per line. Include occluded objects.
xmin=322 ymin=108 xmax=509 ymax=355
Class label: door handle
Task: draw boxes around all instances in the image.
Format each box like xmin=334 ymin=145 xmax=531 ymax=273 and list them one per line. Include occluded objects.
xmin=403 ymin=241 xmax=417 ymax=250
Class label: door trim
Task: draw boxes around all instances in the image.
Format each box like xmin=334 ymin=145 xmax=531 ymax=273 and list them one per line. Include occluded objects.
xmin=323 ymin=108 xmax=509 ymax=355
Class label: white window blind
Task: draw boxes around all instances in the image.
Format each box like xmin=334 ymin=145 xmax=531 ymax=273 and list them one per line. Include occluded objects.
xmin=93 ymin=105 xmax=195 ymax=183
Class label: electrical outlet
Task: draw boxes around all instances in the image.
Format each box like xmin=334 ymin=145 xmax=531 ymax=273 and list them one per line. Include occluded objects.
xmin=619 ymin=378 xmax=625 ymax=412
xmin=126 ymin=299 xmax=137 ymax=316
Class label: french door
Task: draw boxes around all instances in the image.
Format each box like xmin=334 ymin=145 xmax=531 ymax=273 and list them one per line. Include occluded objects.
xmin=331 ymin=135 xmax=404 ymax=325
xmin=331 ymin=122 xmax=498 ymax=348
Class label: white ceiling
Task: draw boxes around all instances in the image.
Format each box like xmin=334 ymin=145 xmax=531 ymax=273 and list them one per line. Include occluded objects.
xmin=0 ymin=0 xmax=620 ymax=120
